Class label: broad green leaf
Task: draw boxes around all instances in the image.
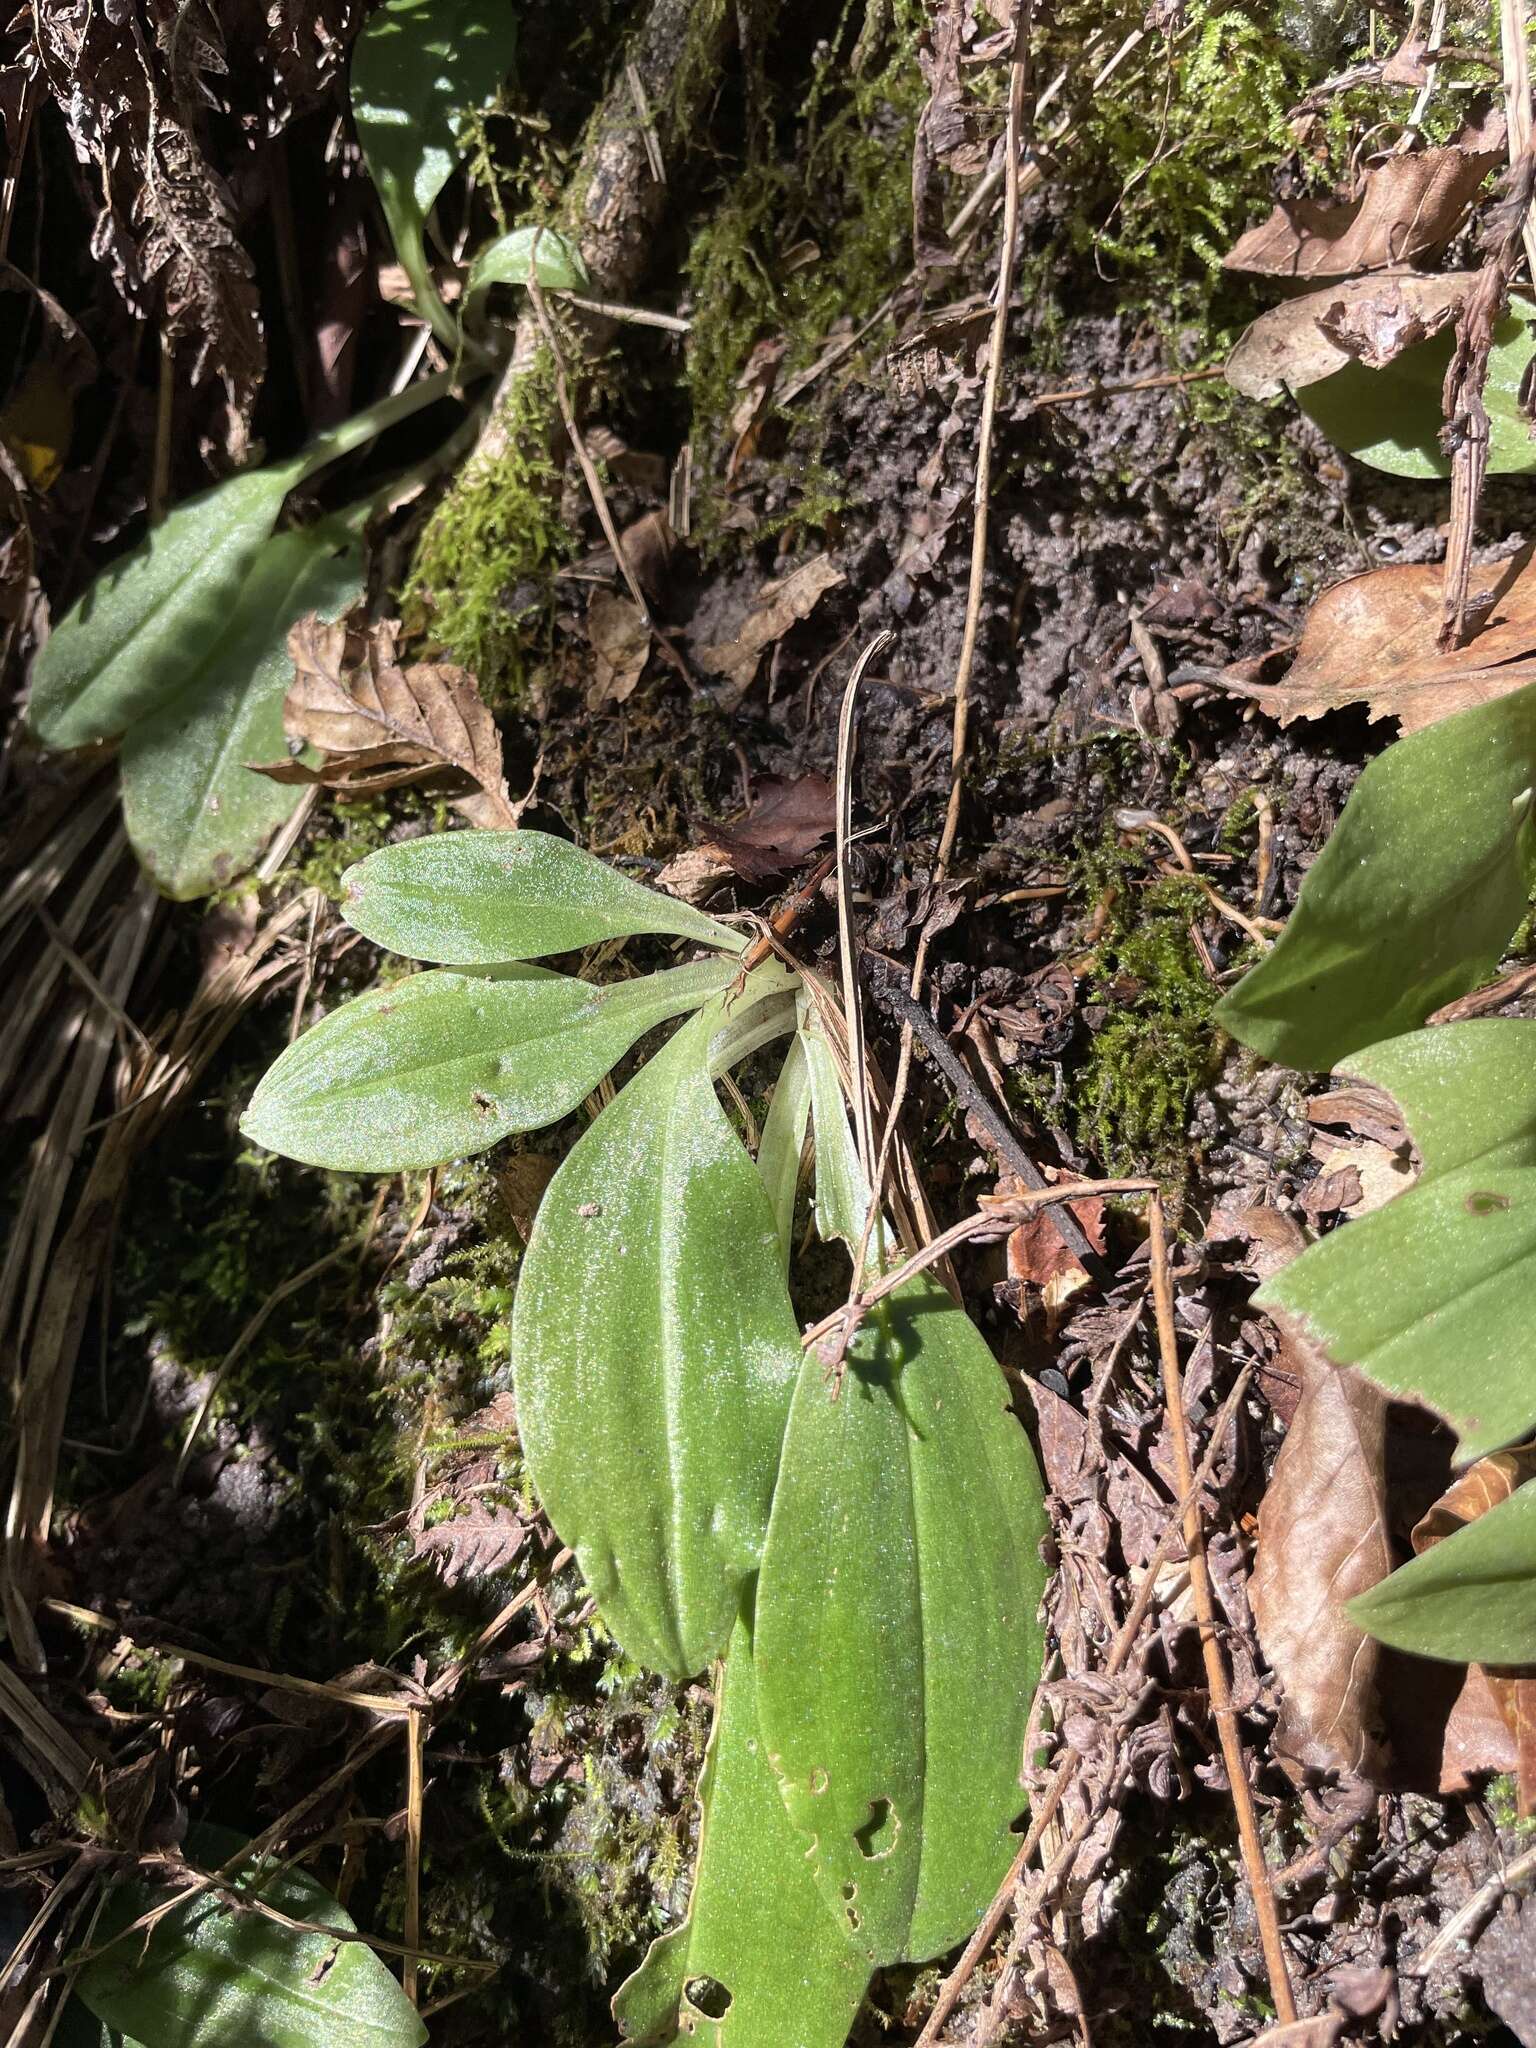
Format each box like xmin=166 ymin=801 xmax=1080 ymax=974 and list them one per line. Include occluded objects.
xmin=754 ymin=1273 xmax=1048 ymax=1966
xmin=29 ymin=374 xmax=452 ymax=755
xmin=1297 ymin=299 xmax=1536 ymax=479
xmin=351 ymin=0 xmax=518 ymax=341
xmin=120 ymin=517 xmax=363 ymax=900
xmin=29 ymin=459 xmax=309 ymax=751
xmin=1216 ymin=686 xmax=1536 ymax=1071
xmin=756 ymin=1035 xmax=812 ymax=1271
xmin=242 ymin=956 xmax=735 ymax=1171
xmin=613 ymin=1616 xmax=872 ymax=2047
xmin=1349 ymin=1484 xmax=1536 ymax=1663
xmin=512 ymin=995 xmax=803 ymax=1677
xmin=74 ymin=1824 xmax=425 ymax=2048
xmin=468 ymin=225 xmax=592 ymax=299
xmin=341 ymin=828 xmax=746 ymax=964
xmin=1258 ymin=1020 xmax=1536 ymax=1463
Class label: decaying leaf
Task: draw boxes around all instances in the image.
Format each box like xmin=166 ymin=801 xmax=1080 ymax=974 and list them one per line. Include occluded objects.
xmin=1223 ymin=126 xmax=1503 ymax=278
xmin=697 ymin=775 xmax=835 ymax=883
xmin=1251 ymin=1306 xmax=1393 ymax=1782
xmin=655 ymin=774 xmax=835 ymax=904
xmin=586 ymin=589 xmax=650 ymax=707
xmin=1226 ymin=272 xmax=1474 ymax=400
xmin=1001 ymin=1175 xmax=1105 ymax=1322
xmin=1412 ymin=1447 xmax=1536 ymax=1814
xmin=887 ymin=297 xmax=992 ymax=401
xmin=1218 ymin=546 xmax=1536 ymax=734
xmin=696 ymin=556 xmax=845 ymax=705
xmin=412 ymin=1394 xmax=526 ymax=1587
xmin=255 ymin=609 xmax=517 ymax=826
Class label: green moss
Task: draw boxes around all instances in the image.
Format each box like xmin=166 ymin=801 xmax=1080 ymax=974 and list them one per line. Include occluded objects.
xmin=404 ymin=350 xmax=574 ymax=700
xmin=1487 ymin=1772 xmax=1536 ymax=1837
xmin=682 ymin=0 xmax=924 ymax=540
xmin=1064 ymin=837 xmax=1225 ymax=1176
xmin=1053 ymin=4 xmax=1310 ymax=331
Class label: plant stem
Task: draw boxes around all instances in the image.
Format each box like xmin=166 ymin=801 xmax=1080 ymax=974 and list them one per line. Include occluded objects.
xmin=296 ymin=366 xmax=464 ymax=483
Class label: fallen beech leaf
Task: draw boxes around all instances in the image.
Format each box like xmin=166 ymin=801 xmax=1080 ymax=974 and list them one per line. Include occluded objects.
xmin=697 ymin=556 xmax=845 ymax=705
xmin=696 ymin=774 xmax=835 ymax=883
xmin=1218 ymin=546 xmax=1536 ymax=734
xmin=1223 ymin=132 xmax=1502 ymax=277
xmin=255 ymin=610 xmax=517 ymax=826
xmin=586 ymin=588 xmax=650 ymax=707
xmin=1226 ymin=273 xmax=1474 ymax=400
xmin=1251 ymin=1320 xmax=1392 ymax=1781
xmin=1413 ymin=1446 xmax=1536 ymax=1814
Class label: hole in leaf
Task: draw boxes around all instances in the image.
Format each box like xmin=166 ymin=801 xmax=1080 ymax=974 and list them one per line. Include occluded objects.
xmin=1466 ymin=1189 xmax=1512 ymax=1215
xmin=854 ymin=1797 xmax=899 ymax=1859
xmin=840 ymin=1881 xmax=858 ymax=1902
xmin=808 ymin=1765 xmax=829 ymax=1796
xmin=684 ymin=1977 xmax=733 ymax=2019
xmin=847 ymin=1907 xmax=862 ymax=1930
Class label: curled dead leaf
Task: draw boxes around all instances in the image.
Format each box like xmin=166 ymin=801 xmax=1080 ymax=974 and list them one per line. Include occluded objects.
xmin=1251 ymin=1318 xmax=1393 ymax=1782
xmin=1223 ymin=125 xmax=1503 ymax=278
xmin=586 ymin=589 xmax=650 ymax=708
xmin=253 ymin=610 xmax=518 ymax=827
xmin=1216 ymin=545 xmax=1536 ymax=734
xmin=1226 ymin=272 xmax=1474 ymax=400
xmin=696 ymin=555 xmax=845 ymax=706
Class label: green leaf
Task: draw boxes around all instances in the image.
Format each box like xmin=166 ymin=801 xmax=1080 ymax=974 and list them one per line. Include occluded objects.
xmin=242 ymin=956 xmax=735 ymax=1171
xmin=28 ymin=375 xmax=453 ymax=756
xmin=1349 ymin=1484 xmax=1536 ymax=1663
xmin=512 ymin=997 xmax=803 ymax=1677
xmin=756 ymin=1035 xmax=811 ymax=1272
xmin=1258 ymin=1020 xmax=1536 ymax=1463
xmin=341 ymin=829 xmax=746 ymax=964
xmin=74 ymin=1824 xmax=425 ymax=2048
xmin=1297 ymin=299 xmax=1536 ymax=479
xmin=120 ymin=517 xmax=363 ymax=900
xmin=29 ymin=459 xmax=309 ymax=751
xmin=468 ymin=225 xmax=592 ymax=299
xmin=351 ymin=0 xmax=518 ymax=341
xmin=754 ymin=1272 xmax=1048 ymax=1966
xmin=613 ymin=1616 xmax=873 ymax=2047
xmin=1216 ymin=686 xmax=1536 ymax=1071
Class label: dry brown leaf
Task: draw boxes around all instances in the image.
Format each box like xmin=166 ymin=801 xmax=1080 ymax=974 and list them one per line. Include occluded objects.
xmin=1003 ymin=1179 xmax=1106 ymax=1322
xmin=1225 ymin=272 xmax=1474 ymax=399
xmin=254 ymin=611 xmax=517 ymax=827
xmin=1218 ymin=545 xmax=1536 ymax=734
xmin=1251 ymin=1323 xmax=1393 ymax=1781
xmin=697 ymin=556 xmax=845 ymax=706
xmin=696 ymin=774 xmax=835 ymax=883
xmin=1305 ymin=1139 xmax=1413 ymax=1220
xmin=411 ymin=1392 xmax=526 ymax=1588
xmin=1414 ymin=1445 xmax=1536 ymax=1813
xmin=586 ymin=589 xmax=650 ymax=708
xmin=1223 ymin=130 xmax=1503 ymax=278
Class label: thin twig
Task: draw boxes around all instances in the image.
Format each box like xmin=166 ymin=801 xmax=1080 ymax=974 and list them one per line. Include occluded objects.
xmin=558 ymin=291 xmax=688 ymax=332
xmin=861 ymin=955 xmax=1100 ymax=1274
xmin=937 ymin=4 xmax=1030 ymax=873
xmin=1149 ymin=1196 xmax=1296 ymax=2024
xmin=524 ymin=259 xmax=690 ymax=680
xmin=915 ymin=1361 xmax=1255 ymax=2045
xmin=404 ymin=1707 xmax=425 ymax=2006
xmin=1407 ymin=1837 xmax=1536 ymax=1975
xmin=800 ymin=1181 xmax=1154 ymax=1354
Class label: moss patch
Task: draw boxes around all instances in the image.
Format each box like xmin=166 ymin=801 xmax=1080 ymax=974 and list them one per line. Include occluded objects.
xmin=404 ymin=350 xmax=574 ymax=701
